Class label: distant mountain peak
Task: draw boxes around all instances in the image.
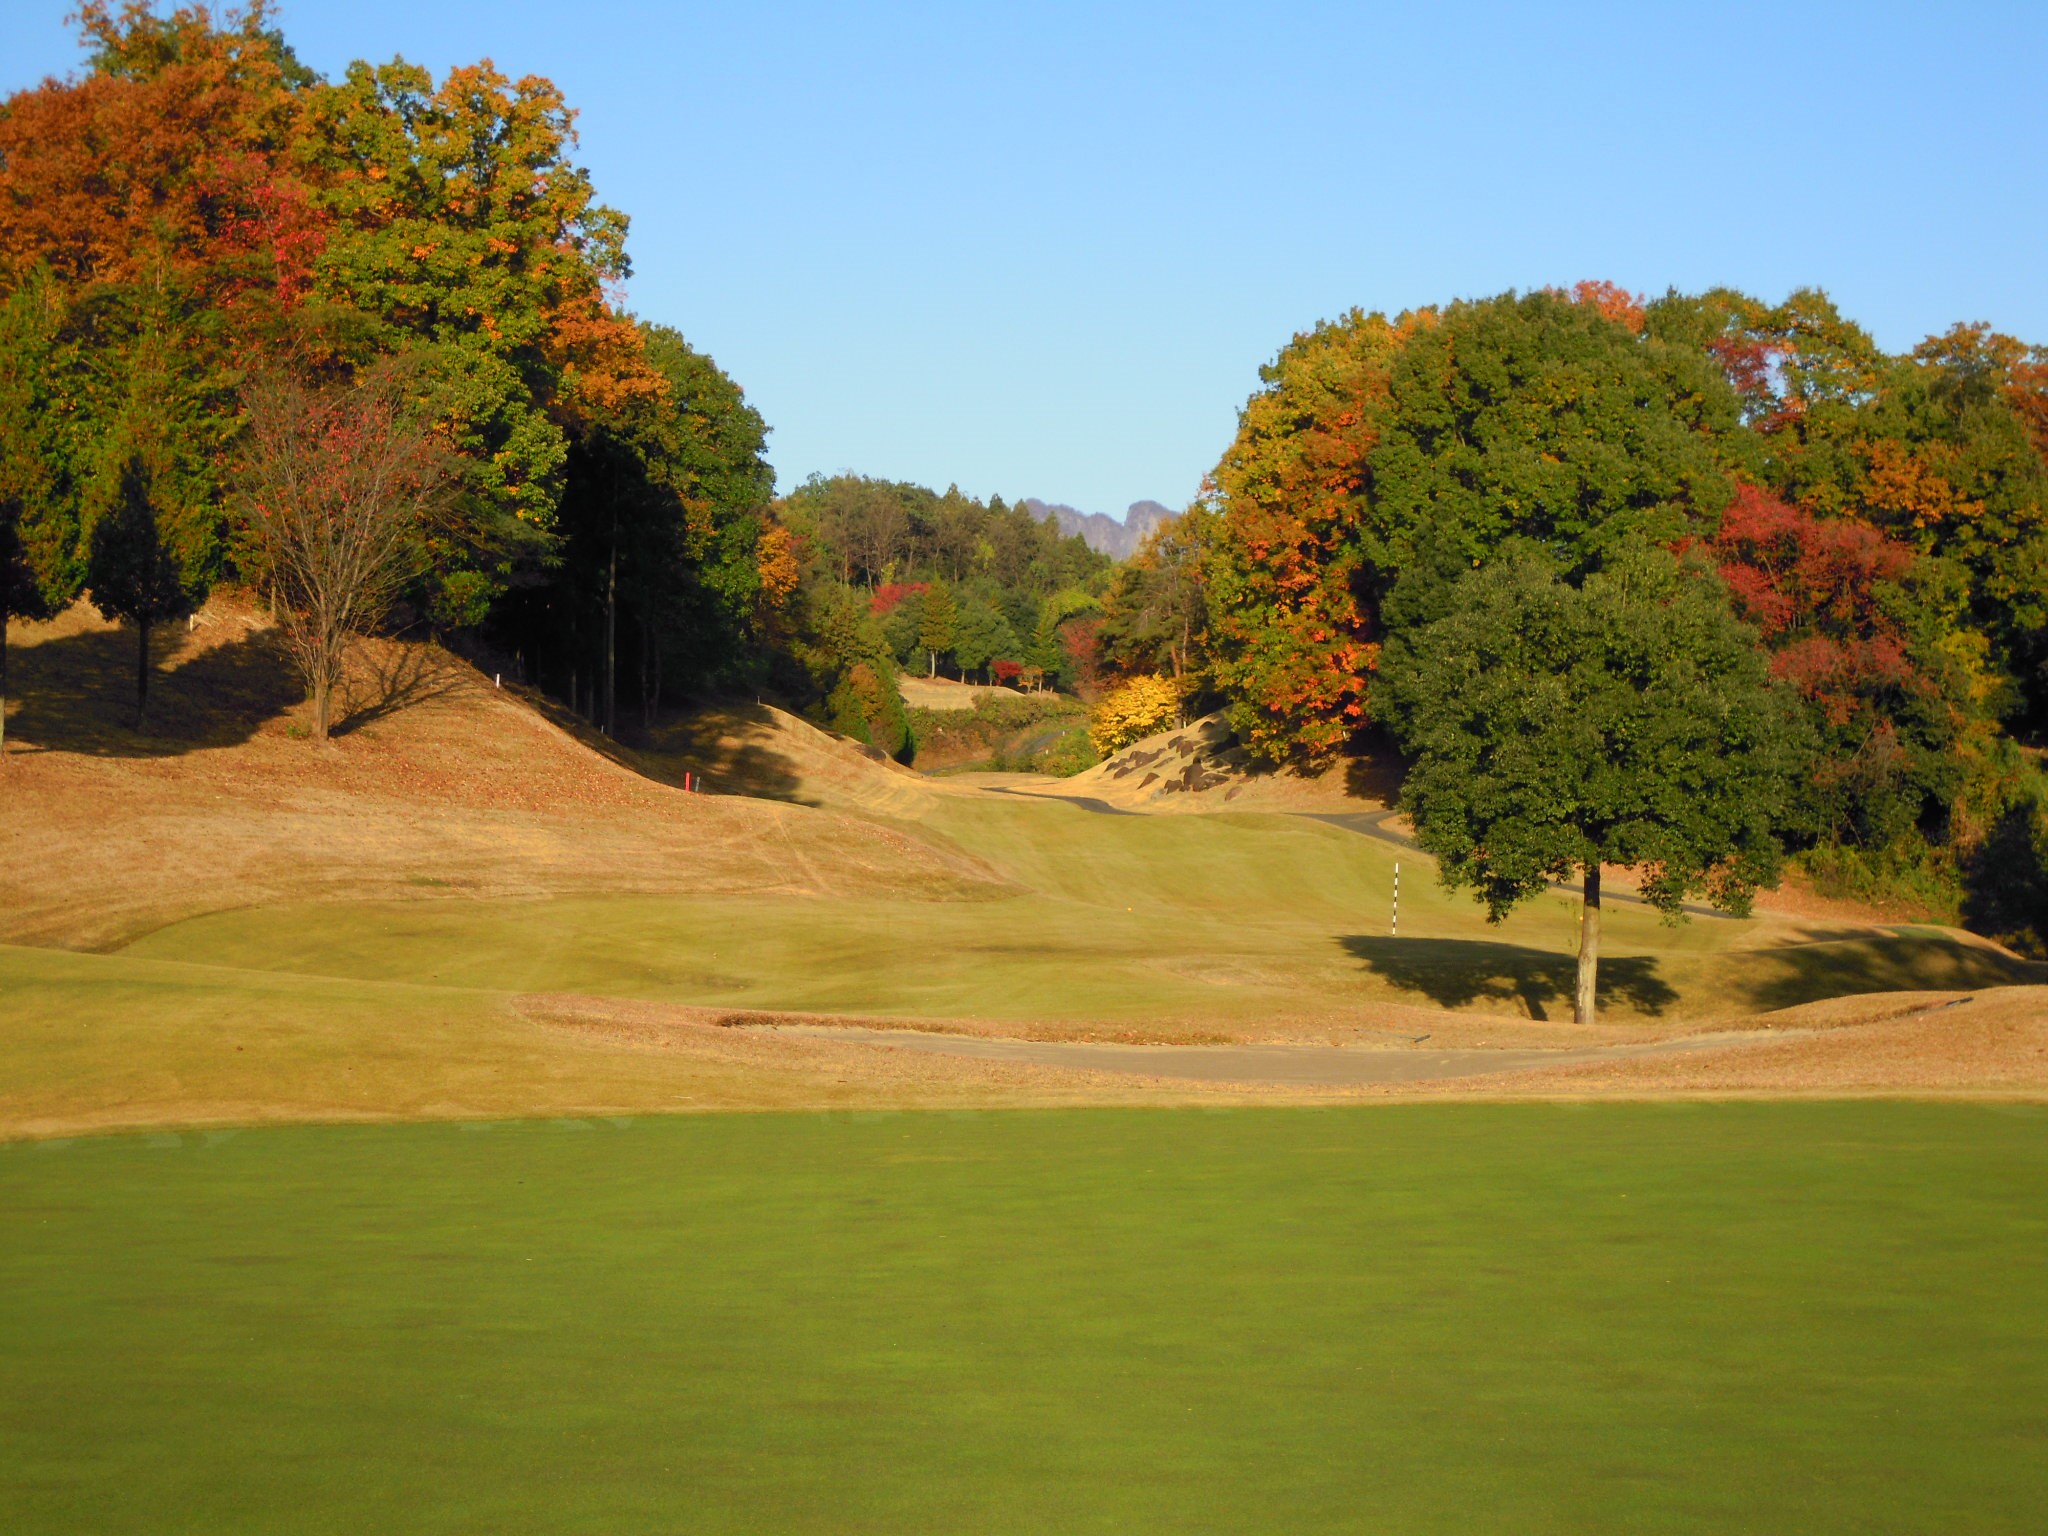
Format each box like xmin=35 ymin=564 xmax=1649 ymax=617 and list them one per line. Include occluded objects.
xmin=1023 ymin=498 xmax=1174 ymax=560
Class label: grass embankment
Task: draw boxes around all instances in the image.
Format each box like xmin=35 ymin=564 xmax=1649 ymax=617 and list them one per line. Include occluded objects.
xmin=3 ymin=1104 xmax=2043 ymax=1534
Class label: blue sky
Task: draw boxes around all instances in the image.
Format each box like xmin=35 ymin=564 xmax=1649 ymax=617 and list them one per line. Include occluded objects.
xmin=6 ymin=2 xmax=2045 ymax=518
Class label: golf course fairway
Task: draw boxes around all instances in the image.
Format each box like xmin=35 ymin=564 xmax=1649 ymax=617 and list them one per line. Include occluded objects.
xmin=5 ymin=1102 xmax=2043 ymax=1534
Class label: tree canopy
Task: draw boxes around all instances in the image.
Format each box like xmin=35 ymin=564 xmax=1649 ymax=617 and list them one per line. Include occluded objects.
xmin=1377 ymin=541 xmax=1804 ymax=1022
xmin=0 ymin=1 xmax=778 ymax=736
xmin=1172 ymin=280 xmax=2048 ymax=953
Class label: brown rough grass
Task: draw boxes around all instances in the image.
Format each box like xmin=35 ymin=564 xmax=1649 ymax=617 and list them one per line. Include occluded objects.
xmin=0 ymin=601 xmax=1003 ymax=950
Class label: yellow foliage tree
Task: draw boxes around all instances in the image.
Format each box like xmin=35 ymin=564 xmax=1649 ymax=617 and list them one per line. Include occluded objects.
xmin=1089 ymin=674 xmax=1181 ymax=755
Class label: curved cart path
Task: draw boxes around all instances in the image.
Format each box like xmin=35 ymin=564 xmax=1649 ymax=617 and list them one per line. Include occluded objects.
xmin=757 ymin=1025 xmax=1789 ymax=1087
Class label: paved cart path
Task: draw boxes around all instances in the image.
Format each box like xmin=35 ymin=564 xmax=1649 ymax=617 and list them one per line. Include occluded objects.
xmin=759 ymin=1025 xmax=1785 ymax=1087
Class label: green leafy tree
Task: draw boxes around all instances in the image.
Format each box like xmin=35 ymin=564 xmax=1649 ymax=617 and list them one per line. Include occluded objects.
xmin=918 ymin=581 xmax=957 ymax=676
xmin=1031 ymin=587 xmax=1100 ymax=687
xmin=1372 ymin=290 xmax=1741 ymax=623
xmin=1377 ymin=541 xmax=1802 ymax=1025
xmin=880 ymin=588 xmax=927 ymax=667
xmin=87 ymin=455 xmax=208 ymax=727
xmin=1098 ymin=505 xmax=1213 ymax=681
xmin=1206 ymin=289 xmax=1744 ymax=764
xmin=0 ymin=275 xmax=82 ymax=755
xmin=951 ymin=593 xmax=1018 ymax=684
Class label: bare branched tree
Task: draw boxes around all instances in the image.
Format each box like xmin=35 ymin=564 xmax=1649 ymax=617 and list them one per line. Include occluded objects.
xmin=238 ymin=372 xmax=456 ymax=741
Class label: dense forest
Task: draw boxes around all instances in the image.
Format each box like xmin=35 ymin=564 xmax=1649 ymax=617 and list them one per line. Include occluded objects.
xmin=0 ymin=4 xmax=1111 ymax=756
xmin=4 ymin=7 xmax=2045 ymax=947
xmin=0 ymin=2 xmax=786 ymax=740
xmin=1094 ymin=284 xmax=2048 ymax=950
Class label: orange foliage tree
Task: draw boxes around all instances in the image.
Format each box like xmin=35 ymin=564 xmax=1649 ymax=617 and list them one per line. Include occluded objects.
xmin=1203 ymin=308 xmax=1416 ymax=759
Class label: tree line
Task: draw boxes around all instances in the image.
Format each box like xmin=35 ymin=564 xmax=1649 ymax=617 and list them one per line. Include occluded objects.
xmin=761 ymin=474 xmax=1112 ymax=755
xmin=0 ymin=2 xmax=779 ymax=742
xmin=1085 ymin=284 xmax=2048 ymax=984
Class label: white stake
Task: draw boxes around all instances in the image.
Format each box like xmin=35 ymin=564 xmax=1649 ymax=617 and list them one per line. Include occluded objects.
xmin=1393 ymin=860 xmax=1400 ymax=937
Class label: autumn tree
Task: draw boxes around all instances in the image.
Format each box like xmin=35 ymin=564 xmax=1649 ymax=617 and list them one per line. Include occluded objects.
xmin=1652 ymin=290 xmax=2048 ymax=724
xmin=88 ymin=455 xmax=208 ymax=727
xmin=1377 ymin=542 xmax=1801 ymax=1025
xmin=1031 ymin=587 xmax=1100 ymax=688
xmin=1089 ymin=674 xmax=1181 ymax=755
xmin=1 ymin=3 xmax=683 ymax=697
xmin=236 ymin=370 xmax=456 ymax=739
xmin=1206 ymin=288 xmax=1742 ymax=765
xmin=1204 ymin=308 xmax=1410 ymax=760
xmin=1706 ymin=481 xmax=1996 ymax=847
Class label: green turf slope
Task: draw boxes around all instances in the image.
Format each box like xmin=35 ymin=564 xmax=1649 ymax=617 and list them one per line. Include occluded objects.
xmin=119 ymin=800 xmax=2042 ymax=1026
xmin=4 ymin=1104 xmax=2043 ymax=1534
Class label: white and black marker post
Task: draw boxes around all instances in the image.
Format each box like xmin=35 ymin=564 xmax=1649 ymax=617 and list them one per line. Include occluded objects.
xmin=1392 ymin=860 xmax=1399 ymax=937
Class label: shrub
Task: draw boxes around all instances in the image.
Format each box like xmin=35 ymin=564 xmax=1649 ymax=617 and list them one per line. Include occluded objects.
xmin=1089 ymin=674 xmax=1181 ymax=755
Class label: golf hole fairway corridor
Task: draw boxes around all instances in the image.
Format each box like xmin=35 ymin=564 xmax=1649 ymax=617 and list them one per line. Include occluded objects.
xmin=3 ymin=1103 xmax=2044 ymax=1535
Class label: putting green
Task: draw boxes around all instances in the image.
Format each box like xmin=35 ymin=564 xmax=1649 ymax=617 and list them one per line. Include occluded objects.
xmin=4 ymin=1104 xmax=2043 ymax=1533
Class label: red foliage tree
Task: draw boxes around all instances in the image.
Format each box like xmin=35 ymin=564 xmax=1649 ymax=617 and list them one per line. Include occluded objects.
xmin=869 ymin=580 xmax=928 ymax=616
xmin=1059 ymin=617 xmax=1102 ymax=690
xmin=1704 ymin=481 xmax=1982 ymax=844
xmin=1708 ymin=481 xmax=1918 ymax=724
xmin=0 ymin=4 xmax=322 ymax=316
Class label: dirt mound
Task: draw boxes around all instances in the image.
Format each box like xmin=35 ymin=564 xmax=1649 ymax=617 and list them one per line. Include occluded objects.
xmin=1 ymin=601 xmax=1003 ymax=949
xmin=1054 ymin=714 xmax=1249 ymax=806
xmin=1020 ymin=714 xmax=1392 ymax=814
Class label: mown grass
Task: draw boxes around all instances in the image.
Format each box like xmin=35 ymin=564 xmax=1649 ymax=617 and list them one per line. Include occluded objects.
xmin=118 ymin=799 xmax=2043 ymax=1028
xmin=3 ymin=1103 xmax=2043 ymax=1534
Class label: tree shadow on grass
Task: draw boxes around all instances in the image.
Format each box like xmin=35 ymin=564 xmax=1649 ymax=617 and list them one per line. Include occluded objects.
xmin=1735 ymin=931 xmax=2047 ymax=1013
xmin=608 ymin=703 xmax=814 ymax=805
xmin=331 ymin=642 xmax=468 ymax=737
xmin=1339 ymin=935 xmax=1679 ymax=1019
xmin=5 ymin=616 xmax=301 ymax=758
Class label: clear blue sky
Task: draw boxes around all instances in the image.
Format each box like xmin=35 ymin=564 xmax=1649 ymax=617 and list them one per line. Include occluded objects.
xmin=6 ymin=2 xmax=2045 ymax=518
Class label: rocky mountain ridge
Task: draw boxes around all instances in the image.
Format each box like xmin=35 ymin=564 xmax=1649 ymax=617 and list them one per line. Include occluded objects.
xmin=1022 ymin=498 xmax=1175 ymax=560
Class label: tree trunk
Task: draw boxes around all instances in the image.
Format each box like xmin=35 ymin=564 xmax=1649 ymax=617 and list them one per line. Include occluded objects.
xmin=134 ymin=619 xmax=150 ymax=729
xmin=311 ymin=669 xmax=330 ymax=743
xmin=0 ymin=618 xmax=9 ymax=757
xmin=640 ymin=609 xmax=655 ymax=731
xmin=1575 ymin=863 xmax=1601 ymax=1026
xmin=604 ymin=537 xmax=617 ymax=739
